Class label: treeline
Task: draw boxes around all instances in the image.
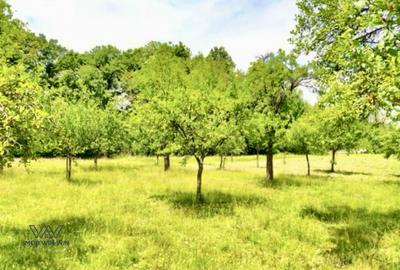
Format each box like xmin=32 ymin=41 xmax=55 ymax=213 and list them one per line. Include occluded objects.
xmin=1 ymin=0 xmax=399 ymax=200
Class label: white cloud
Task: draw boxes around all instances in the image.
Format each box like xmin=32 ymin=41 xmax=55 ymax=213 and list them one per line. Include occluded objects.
xmin=8 ymin=0 xmax=318 ymax=103
xmin=8 ymin=0 xmax=297 ymax=68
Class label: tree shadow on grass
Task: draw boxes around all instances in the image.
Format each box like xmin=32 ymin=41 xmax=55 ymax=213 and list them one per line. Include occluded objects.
xmin=0 ymin=216 xmax=116 ymax=269
xmin=80 ymin=163 xmax=143 ymax=173
xmin=301 ymin=205 xmax=400 ymax=266
xmin=382 ymin=180 xmax=400 ymax=187
xmin=256 ymin=175 xmax=331 ymax=189
xmin=68 ymin=177 xmax=104 ymax=186
xmin=314 ymin=169 xmax=372 ymax=176
xmin=151 ymin=191 xmax=268 ymax=217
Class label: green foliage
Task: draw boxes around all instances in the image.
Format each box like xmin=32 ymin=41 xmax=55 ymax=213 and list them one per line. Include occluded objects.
xmin=244 ymin=50 xmax=307 ymax=180
xmin=46 ymin=100 xmax=95 ymax=158
xmin=292 ymin=0 xmax=400 ymax=116
xmin=44 ymin=99 xmax=128 ymax=159
xmin=357 ymin=121 xmax=387 ymax=154
xmin=285 ymin=109 xmax=323 ymax=155
xmin=130 ymin=51 xmax=187 ymax=156
xmin=245 ymin=50 xmax=307 ymax=153
xmin=382 ymin=124 xmax=400 ymax=160
xmin=83 ymin=104 xmax=129 ymax=158
xmin=243 ymin=112 xmax=266 ymax=154
xmin=317 ymin=106 xmax=364 ymax=154
xmin=207 ymin=46 xmax=235 ymax=71
xmin=0 ymin=64 xmax=44 ymax=170
xmin=166 ymin=55 xmax=240 ymax=160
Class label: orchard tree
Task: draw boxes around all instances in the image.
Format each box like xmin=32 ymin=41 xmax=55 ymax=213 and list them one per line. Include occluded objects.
xmin=130 ymin=100 xmax=179 ymax=170
xmin=317 ymin=106 xmax=364 ymax=172
xmin=357 ymin=121 xmax=386 ymax=154
xmin=0 ymin=64 xmax=44 ymax=172
xmin=215 ymin=131 xmax=244 ymax=169
xmin=173 ymin=56 xmax=239 ymax=200
xmin=285 ymin=110 xmax=323 ymax=176
xmin=244 ymin=112 xmax=266 ymax=168
xmin=381 ymin=125 xmax=400 ymax=160
xmin=0 ymin=0 xmax=50 ymax=172
xmin=137 ymin=55 xmax=239 ymax=200
xmin=83 ymin=104 xmax=128 ymax=170
xmin=245 ymin=50 xmax=307 ymax=183
xmin=46 ymin=99 xmax=101 ymax=180
xmin=131 ymin=49 xmax=187 ymax=171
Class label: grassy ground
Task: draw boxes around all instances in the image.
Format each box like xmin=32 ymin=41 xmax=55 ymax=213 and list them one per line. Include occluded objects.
xmin=1 ymin=153 xmax=400 ymax=269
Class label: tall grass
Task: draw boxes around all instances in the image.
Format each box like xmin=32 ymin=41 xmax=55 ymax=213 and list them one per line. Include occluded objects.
xmin=0 ymin=154 xmax=400 ymax=269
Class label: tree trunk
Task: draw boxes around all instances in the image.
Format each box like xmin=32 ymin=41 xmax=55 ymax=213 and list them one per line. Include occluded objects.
xmin=219 ymin=155 xmax=223 ymax=169
xmin=330 ymin=149 xmax=336 ymax=172
xmin=195 ymin=156 xmax=204 ymax=202
xmin=156 ymin=155 xmax=159 ymax=165
xmin=94 ymin=157 xmax=98 ymax=170
xmin=66 ymin=157 xmax=69 ymax=180
xmin=266 ymin=152 xmax=273 ymax=182
xmin=231 ymin=154 xmax=233 ymax=162
xmin=0 ymin=157 xmax=4 ymax=174
xmin=163 ymin=154 xmax=170 ymax=171
xmin=66 ymin=156 xmax=71 ymax=180
xmin=283 ymin=151 xmax=287 ymax=164
xmin=256 ymin=149 xmax=260 ymax=168
xmin=306 ymin=153 xmax=310 ymax=176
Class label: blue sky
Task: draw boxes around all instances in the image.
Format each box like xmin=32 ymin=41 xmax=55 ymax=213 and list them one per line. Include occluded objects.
xmin=8 ymin=0 xmax=317 ymax=103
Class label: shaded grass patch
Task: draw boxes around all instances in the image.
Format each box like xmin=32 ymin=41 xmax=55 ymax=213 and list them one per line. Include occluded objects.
xmin=314 ymin=169 xmax=372 ymax=176
xmin=0 ymin=216 xmax=106 ymax=269
xmin=151 ymin=191 xmax=268 ymax=217
xmin=301 ymin=205 xmax=400 ymax=266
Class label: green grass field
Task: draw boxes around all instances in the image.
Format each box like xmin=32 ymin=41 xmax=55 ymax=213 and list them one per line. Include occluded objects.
xmin=1 ymin=154 xmax=400 ymax=269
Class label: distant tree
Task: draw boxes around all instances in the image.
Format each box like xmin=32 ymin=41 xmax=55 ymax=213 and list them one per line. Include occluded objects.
xmin=46 ymin=100 xmax=101 ymax=180
xmin=33 ymin=35 xmax=64 ymax=79
xmin=131 ymin=51 xmax=187 ymax=170
xmin=130 ymin=99 xmax=179 ymax=170
xmin=317 ymin=106 xmax=364 ymax=172
xmin=216 ymin=132 xmax=244 ymax=169
xmin=54 ymin=51 xmax=85 ymax=74
xmin=245 ymin=50 xmax=307 ymax=183
xmin=207 ymin=46 xmax=235 ymax=71
xmin=381 ymin=125 xmax=400 ymax=160
xmin=244 ymin=112 xmax=266 ymax=168
xmin=83 ymin=104 xmax=128 ymax=170
xmin=357 ymin=121 xmax=386 ymax=154
xmin=83 ymin=45 xmax=121 ymax=90
xmin=173 ymin=41 xmax=191 ymax=59
xmin=77 ymin=65 xmax=109 ymax=106
xmin=286 ymin=110 xmax=323 ymax=176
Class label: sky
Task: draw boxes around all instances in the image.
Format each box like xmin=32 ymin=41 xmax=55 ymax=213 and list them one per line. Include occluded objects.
xmin=7 ymin=0 xmax=318 ymax=103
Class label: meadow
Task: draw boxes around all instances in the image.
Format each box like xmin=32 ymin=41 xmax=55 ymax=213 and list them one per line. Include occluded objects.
xmin=1 ymin=153 xmax=400 ymax=269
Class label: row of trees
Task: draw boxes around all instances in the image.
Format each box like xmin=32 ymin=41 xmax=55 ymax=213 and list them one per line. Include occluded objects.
xmin=1 ymin=0 xmax=399 ymax=200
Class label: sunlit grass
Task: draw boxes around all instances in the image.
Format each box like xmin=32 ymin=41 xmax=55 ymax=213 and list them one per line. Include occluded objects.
xmin=1 ymin=153 xmax=400 ymax=269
